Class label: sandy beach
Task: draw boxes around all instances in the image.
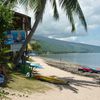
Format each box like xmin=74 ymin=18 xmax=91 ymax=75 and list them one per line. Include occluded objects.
xmin=7 ymin=56 xmax=100 ymax=100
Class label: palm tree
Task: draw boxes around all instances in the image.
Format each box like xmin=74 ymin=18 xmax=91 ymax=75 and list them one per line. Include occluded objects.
xmin=3 ymin=0 xmax=87 ymax=65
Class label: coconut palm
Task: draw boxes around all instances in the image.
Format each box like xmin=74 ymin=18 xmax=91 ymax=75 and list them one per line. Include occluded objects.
xmin=3 ymin=0 xmax=87 ymax=65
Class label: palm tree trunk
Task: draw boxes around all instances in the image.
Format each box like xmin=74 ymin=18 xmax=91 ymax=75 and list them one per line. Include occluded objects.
xmin=14 ymin=12 xmax=43 ymax=65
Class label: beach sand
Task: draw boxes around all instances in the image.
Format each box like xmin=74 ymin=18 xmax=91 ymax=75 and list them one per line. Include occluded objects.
xmin=8 ymin=56 xmax=100 ymax=100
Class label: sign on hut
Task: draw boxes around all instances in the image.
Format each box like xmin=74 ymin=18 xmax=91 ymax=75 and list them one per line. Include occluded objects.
xmin=4 ymin=12 xmax=31 ymax=52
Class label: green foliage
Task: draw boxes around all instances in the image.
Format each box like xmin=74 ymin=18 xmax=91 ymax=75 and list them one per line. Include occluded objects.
xmin=0 ymin=48 xmax=14 ymax=69
xmin=0 ymin=3 xmax=14 ymax=34
xmin=7 ymin=62 xmax=14 ymax=69
xmin=0 ymin=48 xmax=11 ymax=63
xmin=0 ymin=3 xmax=14 ymax=70
xmin=20 ymin=64 xmax=32 ymax=74
xmin=30 ymin=41 xmax=41 ymax=51
xmin=35 ymin=36 xmax=100 ymax=53
xmin=0 ymin=90 xmax=9 ymax=100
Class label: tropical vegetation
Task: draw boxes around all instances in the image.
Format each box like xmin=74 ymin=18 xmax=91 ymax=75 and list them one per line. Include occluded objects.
xmin=0 ymin=3 xmax=14 ymax=78
xmin=0 ymin=3 xmax=14 ymax=46
xmin=30 ymin=41 xmax=41 ymax=51
xmin=0 ymin=0 xmax=87 ymax=69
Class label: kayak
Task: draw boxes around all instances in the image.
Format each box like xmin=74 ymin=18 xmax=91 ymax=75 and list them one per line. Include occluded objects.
xmin=78 ymin=66 xmax=100 ymax=73
xmin=34 ymin=75 xmax=69 ymax=85
xmin=78 ymin=66 xmax=92 ymax=72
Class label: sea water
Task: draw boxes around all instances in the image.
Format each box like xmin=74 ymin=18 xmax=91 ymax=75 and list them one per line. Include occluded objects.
xmin=41 ymin=53 xmax=100 ymax=68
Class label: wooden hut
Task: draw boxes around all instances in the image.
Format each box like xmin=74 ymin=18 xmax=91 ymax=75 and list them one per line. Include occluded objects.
xmin=13 ymin=12 xmax=31 ymax=31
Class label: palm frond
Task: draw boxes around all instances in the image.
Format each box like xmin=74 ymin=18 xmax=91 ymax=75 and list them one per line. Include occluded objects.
xmin=34 ymin=0 xmax=47 ymax=21
xmin=50 ymin=0 xmax=59 ymax=20
xmin=18 ymin=0 xmax=46 ymax=22
xmin=59 ymin=0 xmax=87 ymax=31
xmin=59 ymin=0 xmax=77 ymax=31
xmin=59 ymin=0 xmax=77 ymax=11
xmin=75 ymin=1 xmax=87 ymax=31
xmin=2 ymin=0 xmax=18 ymax=7
xmin=67 ymin=10 xmax=75 ymax=32
xmin=18 ymin=0 xmax=29 ymax=10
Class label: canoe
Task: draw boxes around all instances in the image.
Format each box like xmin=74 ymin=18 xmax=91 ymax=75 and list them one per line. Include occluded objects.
xmin=34 ymin=75 xmax=69 ymax=85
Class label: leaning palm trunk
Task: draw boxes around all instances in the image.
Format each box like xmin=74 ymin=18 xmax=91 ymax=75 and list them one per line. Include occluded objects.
xmin=14 ymin=0 xmax=46 ymax=65
xmin=14 ymin=15 xmax=41 ymax=65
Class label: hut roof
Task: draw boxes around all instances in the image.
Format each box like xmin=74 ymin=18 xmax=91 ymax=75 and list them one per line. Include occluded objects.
xmin=13 ymin=12 xmax=31 ymax=30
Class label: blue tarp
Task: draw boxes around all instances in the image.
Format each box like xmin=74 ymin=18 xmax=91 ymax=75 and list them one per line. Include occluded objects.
xmin=26 ymin=61 xmax=43 ymax=69
xmin=0 ymin=74 xmax=4 ymax=84
xmin=30 ymin=63 xmax=43 ymax=69
xmin=4 ymin=40 xmax=14 ymax=45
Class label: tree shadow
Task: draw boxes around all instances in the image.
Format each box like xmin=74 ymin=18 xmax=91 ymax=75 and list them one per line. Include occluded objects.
xmin=50 ymin=77 xmax=100 ymax=94
xmin=1 ymin=72 xmax=100 ymax=94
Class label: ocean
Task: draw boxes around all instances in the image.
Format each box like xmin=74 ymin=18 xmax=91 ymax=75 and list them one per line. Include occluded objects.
xmin=41 ymin=53 xmax=100 ymax=68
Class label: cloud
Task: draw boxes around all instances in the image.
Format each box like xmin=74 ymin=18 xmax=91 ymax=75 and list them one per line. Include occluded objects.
xmin=88 ymin=24 xmax=99 ymax=30
xmin=79 ymin=0 xmax=100 ymax=31
xmin=34 ymin=0 xmax=100 ymax=36
xmin=53 ymin=36 xmax=78 ymax=42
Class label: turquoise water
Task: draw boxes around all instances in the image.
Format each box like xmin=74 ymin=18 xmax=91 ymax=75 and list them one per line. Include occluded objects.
xmin=41 ymin=53 xmax=100 ymax=68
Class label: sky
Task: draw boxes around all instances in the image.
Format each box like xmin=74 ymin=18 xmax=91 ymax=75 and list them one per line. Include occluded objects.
xmin=16 ymin=0 xmax=100 ymax=46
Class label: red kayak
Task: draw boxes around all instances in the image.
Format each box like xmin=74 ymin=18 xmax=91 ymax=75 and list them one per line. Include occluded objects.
xmin=78 ymin=66 xmax=100 ymax=73
xmin=78 ymin=66 xmax=92 ymax=72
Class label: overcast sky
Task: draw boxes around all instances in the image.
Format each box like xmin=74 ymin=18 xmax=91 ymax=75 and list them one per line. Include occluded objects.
xmin=16 ymin=0 xmax=100 ymax=46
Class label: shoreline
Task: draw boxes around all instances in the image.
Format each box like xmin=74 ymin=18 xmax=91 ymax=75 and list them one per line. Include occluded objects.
xmin=40 ymin=53 xmax=100 ymax=69
xmin=42 ymin=57 xmax=100 ymax=79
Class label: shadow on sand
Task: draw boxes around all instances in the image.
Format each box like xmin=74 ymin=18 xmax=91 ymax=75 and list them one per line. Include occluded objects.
xmin=48 ymin=77 xmax=100 ymax=93
xmin=1 ymin=72 xmax=99 ymax=94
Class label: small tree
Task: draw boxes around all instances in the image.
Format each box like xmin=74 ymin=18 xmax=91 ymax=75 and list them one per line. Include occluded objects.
xmin=0 ymin=4 xmax=14 ymax=32
xmin=30 ymin=41 xmax=41 ymax=51
xmin=0 ymin=3 xmax=14 ymax=77
xmin=0 ymin=3 xmax=14 ymax=47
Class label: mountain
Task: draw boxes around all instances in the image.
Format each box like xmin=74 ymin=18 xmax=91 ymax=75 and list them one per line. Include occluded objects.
xmin=32 ymin=36 xmax=100 ymax=53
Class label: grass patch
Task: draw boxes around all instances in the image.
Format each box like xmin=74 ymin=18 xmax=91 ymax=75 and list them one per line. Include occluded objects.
xmin=7 ymin=72 xmax=51 ymax=93
xmin=0 ymin=90 xmax=10 ymax=100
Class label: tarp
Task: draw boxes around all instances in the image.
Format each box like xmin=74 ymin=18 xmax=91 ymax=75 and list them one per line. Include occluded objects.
xmin=26 ymin=61 xmax=43 ymax=69
xmin=30 ymin=63 xmax=43 ymax=69
xmin=0 ymin=74 xmax=4 ymax=84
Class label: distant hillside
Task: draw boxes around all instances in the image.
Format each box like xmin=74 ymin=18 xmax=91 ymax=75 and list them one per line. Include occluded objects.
xmin=32 ymin=36 xmax=100 ymax=53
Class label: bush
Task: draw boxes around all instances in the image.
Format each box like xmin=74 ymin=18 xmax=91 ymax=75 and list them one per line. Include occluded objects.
xmin=19 ymin=64 xmax=32 ymax=74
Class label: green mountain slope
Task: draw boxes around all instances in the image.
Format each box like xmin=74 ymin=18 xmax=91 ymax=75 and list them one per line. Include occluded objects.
xmin=33 ymin=36 xmax=100 ymax=53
